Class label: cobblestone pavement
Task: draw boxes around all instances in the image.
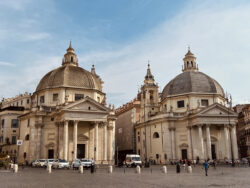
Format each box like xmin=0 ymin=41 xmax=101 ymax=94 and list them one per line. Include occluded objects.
xmin=0 ymin=165 xmax=250 ymax=188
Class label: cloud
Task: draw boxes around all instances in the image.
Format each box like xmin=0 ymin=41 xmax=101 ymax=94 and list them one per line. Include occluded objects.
xmin=0 ymin=0 xmax=31 ymax=10
xmin=79 ymin=1 xmax=250 ymax=107
xmin=20 ymin=32 xmax=51 ymax=41
xmin=0 ymin=61 xmax=15 ymax=67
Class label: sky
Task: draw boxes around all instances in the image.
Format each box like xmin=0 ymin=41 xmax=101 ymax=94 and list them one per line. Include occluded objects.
xmin=0 ymin=0 xmax=249 ymax=107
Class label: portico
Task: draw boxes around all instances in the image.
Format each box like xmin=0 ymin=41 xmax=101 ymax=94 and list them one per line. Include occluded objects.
xmin=53 ymin=97 xmax=116 ymax=164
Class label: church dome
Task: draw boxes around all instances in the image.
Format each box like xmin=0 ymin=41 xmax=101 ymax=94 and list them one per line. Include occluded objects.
xmin=35 ymin=43 xmax=102 ymax=92
xmin=161 ymin=49 xmax=225 ymax=100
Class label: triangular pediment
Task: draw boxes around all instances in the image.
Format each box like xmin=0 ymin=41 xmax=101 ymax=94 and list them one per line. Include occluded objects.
xmin=64 ymin=97 xmax=110 ymax=113
xmin=197 ymin=103 xmax=237 ymax=116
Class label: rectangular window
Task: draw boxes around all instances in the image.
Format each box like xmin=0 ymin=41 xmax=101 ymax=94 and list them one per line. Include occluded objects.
xmin=177 ymin=100 xmax=185 ymax=108
xmin=27 ymin=99 xmax=30 ymax=104
xmin=11 ymin=119 xmax=18 ymax=128
xmin=53 ymin=93 xmax=59 ymax=102
xmin=75 ymin=94 xmax=84 ymax=101
xmin=21 ymin=100 xmax=23 ymax=105
xmin=138 ymin=136 xmax=140 ymax=142
xmin=1 ymin=119 xmax=4 ymax=128
xmin=40 ymin=96 xmax=45 ymax=103
xmin=12 ymin=136 xmax=16 ymax=144
xmin=201 ymin=99 xmax=209 ymax=107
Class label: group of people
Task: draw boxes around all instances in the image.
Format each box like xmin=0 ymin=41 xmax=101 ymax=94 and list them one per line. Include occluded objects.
xmin=175 ymin=158 xmax=216 ymax=176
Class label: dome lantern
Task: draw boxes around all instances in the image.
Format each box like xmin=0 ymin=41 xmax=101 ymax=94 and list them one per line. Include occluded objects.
xmin=182 ymin=47 xmax=198 ymax=72
xmin=62 ymin=41 xmax=79 ymax=67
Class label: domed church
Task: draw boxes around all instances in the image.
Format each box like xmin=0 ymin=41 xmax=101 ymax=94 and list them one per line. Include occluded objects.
xmin=135 ymin=49 xmax=238 ymax=163
xmin=18 ymin=43 xmax=116 ymax=164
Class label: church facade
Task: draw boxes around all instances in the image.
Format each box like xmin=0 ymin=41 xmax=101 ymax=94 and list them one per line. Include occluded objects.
xmin=15 ymin=43 xmax=116 ymax=164
xmin=135 ymin=49 xmax=238 ymax=163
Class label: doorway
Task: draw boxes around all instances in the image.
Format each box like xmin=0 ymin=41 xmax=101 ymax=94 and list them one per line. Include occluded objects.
xmin=211 ymin=144 xmax=216 ymax=159
xmin=181 ymin=149 xmax=188 ymax=160
xmin=48 ymin=149 xmax=54 ymax=159
xmin=77 ymin=144 xmax=85 ymax=159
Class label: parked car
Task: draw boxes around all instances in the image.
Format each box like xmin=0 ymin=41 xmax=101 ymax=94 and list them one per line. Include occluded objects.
xmin=81 ymin=158 xmax=95 ymax=168
xmin=52 ymin=159 xmax=70 ymax=169
xmin=38 ymin=159 xmax=47 ymax=167
xmin=44 ymin=159 xmax=55 ymax=167
xmin=31 ymin=160 xmax=40 ymax=167
xmin=125 ymin=154 xmax=142 ymax=167
xmin=72 ymin=158 xmax=94 ymax=169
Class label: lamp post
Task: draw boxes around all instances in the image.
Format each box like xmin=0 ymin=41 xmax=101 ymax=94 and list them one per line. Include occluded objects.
xmin=226 ymin=93 xmax=235 ymax=167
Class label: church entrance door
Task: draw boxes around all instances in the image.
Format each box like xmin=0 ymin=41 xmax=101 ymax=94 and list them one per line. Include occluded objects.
xmin=181 ymin=149 xmax=188 ymax=160
xmin=48 ymin=149 xmax=54 ymax=159
xmin=77 ymin=144 xmax=85 ymax=159
xmin=211 ymin=144 xmax=216 ymax=159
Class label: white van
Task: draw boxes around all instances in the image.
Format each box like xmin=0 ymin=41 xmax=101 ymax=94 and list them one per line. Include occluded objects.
xmin=125 ymin=154 xmax=142 ymax=167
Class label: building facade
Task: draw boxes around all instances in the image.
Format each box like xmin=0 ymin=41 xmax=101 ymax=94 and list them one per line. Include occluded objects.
xmin=135 ymin=49 xmax=239 ymax=164
xmin=234 ymin=104 xmax=250 ymax=158
xmin=0 ymin=93 xmax=31 ymax=161
xmin=115 ymin=97 xmax=140 ymax=164
xmin=1 ymin=43 xmax=116 ymax=164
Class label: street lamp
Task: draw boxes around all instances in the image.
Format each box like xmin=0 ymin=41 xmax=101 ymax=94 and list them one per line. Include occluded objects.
xmin=226 ymin=93 xmax=235 ymax=167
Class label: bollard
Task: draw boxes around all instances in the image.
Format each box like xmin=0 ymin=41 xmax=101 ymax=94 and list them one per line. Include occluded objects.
xmin=14 ymin=164 xmax=18 ymax=173
xmin=162 ymin=166 xmax=167 ymax=174
xmin=136 ymin=165 xmax=141 ymax=174
xmin=79 ymin=165 xmax=83 ymax=174
xmin=108 ymin=165 xmax=113 ymax=173
xmin=47 ymin=164 xmax=52 ymax=173
xmin=187 ymin=166 xmax=192 ymax=173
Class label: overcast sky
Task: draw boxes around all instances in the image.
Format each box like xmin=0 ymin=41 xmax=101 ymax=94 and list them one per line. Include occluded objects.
xmin=0 ymin=0 xmax=249 ymax=107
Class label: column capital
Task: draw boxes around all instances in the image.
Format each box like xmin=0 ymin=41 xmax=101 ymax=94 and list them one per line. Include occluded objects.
xmin=73 ymin=120 xmax=79 ymax=125
xmin=206 ymin=124 xmax=211 ymax=128
xmin=224 ymin=124 xmax=230 ymax=128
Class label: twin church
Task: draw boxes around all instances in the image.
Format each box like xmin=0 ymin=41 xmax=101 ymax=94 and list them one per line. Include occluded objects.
xmin=0 ymin=43 xmax=238 ymax=164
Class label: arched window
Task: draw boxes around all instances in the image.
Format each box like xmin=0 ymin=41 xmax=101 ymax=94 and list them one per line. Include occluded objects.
xmin=153 ymin=132 xmax=160 ymax=138
xmin=187 ymin=61 xmax=189 ymax=67
xmin=71 ymin=56 xmax=73 ymax=62
xmin=25 ymin=134 xmax=29 ymax=141
xmin=191 ymin=61 xmax=193 ymax=67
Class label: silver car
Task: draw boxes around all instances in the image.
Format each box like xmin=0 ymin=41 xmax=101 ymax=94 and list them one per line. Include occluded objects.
xmin=44 ymin=159 xmax=55 ymax=167
xmin=72 ymin=158 xmax=94 ymax=169
xmin=52 ymin=159 xmax=70 ymax=169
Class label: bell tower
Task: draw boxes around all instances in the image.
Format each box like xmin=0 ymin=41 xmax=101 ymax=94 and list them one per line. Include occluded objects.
xmin=140 ymin=64 xmax=159 ymax=122
xmin=182 ymin=47 xmax=198 ymax=72
xmin=62 ymin=41 xmax=79 ymax=66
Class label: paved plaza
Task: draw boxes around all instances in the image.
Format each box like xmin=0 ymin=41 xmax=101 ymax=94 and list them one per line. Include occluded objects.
xmin=0 ymin=165 xmax=250 ymax=188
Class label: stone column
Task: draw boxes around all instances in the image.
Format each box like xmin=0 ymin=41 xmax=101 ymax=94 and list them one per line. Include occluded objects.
xmin=103 ymin=122 xmax=107 ymax=161
xmin=63 ymin=120 xmax=69 ymax=160
xmin=37 ymin=126 xmax=42 ymax=159
xmin=206 ymin=125 xmax=212 ymax=160
xmin=231 ymin=125 xmax=239 ymax=159
xmin=187 ymin=126 xmax=192 ymax=159
xmin=224 ymin=125 xmax=230 ymax=159
xmin=73 ymin=121 xmax=78 ymax=159
xmin=170 ymin=128 xmax=176 ymax=160
xmin=94 ymin=122 xmax=99 ymax=161
xmin=198 ymin=125 xmax=205 ymax=160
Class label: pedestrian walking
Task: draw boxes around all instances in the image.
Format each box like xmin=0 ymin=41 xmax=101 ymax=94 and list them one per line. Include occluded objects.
xmin=212 ymin=160 xmax=216 ymax=169
xmin=193 ymin=159 xmax=196 ymax=167
xmin=203 ymin=160 xmax=209 ymax=176
xmin=176 ymin=162 xmax=181 ymax=173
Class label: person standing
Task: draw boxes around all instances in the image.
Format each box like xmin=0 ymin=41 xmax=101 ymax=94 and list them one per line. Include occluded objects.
xmin=176 ymin=162 xmax=181 ymax=173
xmin=203 ymin=160 xmax=209 ymax=176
